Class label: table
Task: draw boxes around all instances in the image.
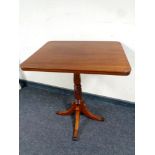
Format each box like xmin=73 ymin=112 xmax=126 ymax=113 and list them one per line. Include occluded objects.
xmin=20 ymin=41 xmax=131 ymax=140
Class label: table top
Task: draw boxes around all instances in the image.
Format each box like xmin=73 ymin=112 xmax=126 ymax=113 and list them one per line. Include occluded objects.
xmin=20 ymin=41 xmax=131 ymax=75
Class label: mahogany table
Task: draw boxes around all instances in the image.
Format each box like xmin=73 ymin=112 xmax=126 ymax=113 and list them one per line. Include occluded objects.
xmin=20 ymin=41 xmax=131 ymax=140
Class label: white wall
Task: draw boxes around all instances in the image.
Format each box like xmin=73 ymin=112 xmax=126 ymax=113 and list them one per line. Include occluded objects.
xmin=19 ymin=0 xmax=135 ymax=102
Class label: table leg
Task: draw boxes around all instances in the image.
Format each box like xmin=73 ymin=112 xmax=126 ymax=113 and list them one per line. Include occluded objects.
xmin=56 ymin=102 xmax=76 ymax=116
xmin=73 ymin=105 xmax=80 ymax=140
xmin=81 ymin=101 xmax=104 ymax=121
xmin=56 ymin=73 xmax=104 ymax=140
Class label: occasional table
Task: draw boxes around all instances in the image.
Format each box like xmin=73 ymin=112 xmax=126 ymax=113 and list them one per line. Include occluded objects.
xmin=20 ymin=41 xmax=131 ymax=140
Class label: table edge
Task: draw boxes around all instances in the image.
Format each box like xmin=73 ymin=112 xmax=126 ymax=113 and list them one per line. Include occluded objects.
xmin=20 ymin=66 xmax=131 ymax=76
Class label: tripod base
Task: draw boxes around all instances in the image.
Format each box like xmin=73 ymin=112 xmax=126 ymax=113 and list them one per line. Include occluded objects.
xmin=56 ymin=100 xmax=104 ymax=140
xmin=56 ymin=73 xmax=104 ymax=140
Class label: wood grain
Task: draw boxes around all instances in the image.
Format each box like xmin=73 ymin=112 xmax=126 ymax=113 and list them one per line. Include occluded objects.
xmin=20 ymin=41 xmax=131 ymax=75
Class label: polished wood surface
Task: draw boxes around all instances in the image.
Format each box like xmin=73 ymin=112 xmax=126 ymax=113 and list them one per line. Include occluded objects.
xmin=20 ymin=41 xmax=131 ymax=75
xmin=56 ymin=73 xmax=104 ymax=140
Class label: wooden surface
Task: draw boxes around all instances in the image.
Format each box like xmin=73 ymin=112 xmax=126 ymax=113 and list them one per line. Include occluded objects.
xmin=20 ymin=41 xmax=131 ymax=75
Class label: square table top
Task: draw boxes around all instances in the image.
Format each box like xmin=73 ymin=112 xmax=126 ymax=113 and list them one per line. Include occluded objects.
xmin=20 ymin=41 xmax=131 ymax=75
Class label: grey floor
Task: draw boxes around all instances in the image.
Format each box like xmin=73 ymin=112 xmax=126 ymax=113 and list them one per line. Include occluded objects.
xmin=19 ymin=86 xmax=135 ymax=155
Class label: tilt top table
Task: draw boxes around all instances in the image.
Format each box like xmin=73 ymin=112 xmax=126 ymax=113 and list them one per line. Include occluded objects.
xmin=20 ymin=41 xmax=131 ymax=140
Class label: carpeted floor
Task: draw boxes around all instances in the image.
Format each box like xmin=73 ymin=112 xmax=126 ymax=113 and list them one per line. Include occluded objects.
xmin=19 ymin=86 xmax=135 ymax=155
